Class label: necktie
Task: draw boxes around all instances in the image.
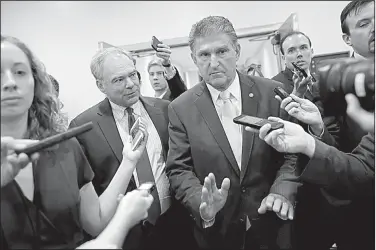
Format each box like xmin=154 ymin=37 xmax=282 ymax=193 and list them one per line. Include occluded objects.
xmin=218 ymin=91 xmax=242 ymax=169
xmin=125 ymin=108 xmax=161 ymax=225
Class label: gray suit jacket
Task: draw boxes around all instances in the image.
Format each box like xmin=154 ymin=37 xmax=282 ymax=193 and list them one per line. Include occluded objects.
xmin=166 ymin=72 xmax=298 ymax=249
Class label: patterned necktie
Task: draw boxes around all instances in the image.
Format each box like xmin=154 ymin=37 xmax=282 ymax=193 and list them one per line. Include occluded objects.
xmin=218 ymin=90 xmax=242 ymax=169
xmin=125 ymin=107 xmax=161 ymax=225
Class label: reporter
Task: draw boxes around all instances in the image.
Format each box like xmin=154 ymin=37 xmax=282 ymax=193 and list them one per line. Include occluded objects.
xmin=1 ymin=35 xmax=149 ymax=249
xmin=249 ymin=117 xmax=374 ymax=198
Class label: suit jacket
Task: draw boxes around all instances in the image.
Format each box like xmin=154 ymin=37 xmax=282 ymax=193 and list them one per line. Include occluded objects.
xmin=300 ymin=133 xmax=375 ymax=198
xmin=69 ymin=97 xmax=196 ymax=250
xmin=166 ymin=73 xmax=299 ymax=249
xmin=162 ymin=68 xmax=187 ymax=102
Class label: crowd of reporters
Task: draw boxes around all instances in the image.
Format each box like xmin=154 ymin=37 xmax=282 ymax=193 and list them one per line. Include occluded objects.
xmin=1 ymin=0 xmax=374 ymax=249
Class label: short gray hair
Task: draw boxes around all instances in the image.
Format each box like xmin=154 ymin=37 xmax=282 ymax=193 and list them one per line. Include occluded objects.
xmin=147 ymin=57 xmax=164 ymax=74
xmin=90 ymin=47 xmax=136 ymax=81
xmin=188 ymin=16 xmax=239 ymax=53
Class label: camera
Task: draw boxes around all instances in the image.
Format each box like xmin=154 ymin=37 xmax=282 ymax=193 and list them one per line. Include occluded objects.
xmin=316 ymin=58 xmax=374 ymax=116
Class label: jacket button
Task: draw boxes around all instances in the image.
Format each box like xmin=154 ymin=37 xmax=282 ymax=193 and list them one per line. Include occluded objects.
xmin=241 ymin=188 xmax=246 ymax=193
xmin=240 ymin=218 xmax=244 ymax=223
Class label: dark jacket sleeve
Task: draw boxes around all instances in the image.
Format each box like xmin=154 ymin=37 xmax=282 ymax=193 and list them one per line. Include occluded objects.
xmin=300 ymin=133 xmax=375 ymax=198
xmin=167 ymin=68 xmax=187 ymax=100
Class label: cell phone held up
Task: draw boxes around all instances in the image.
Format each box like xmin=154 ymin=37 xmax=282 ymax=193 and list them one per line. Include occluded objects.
xmin=130 ymin=118 xmax=145 ymax=151
xmin=274 ymin=86 xmax=290 ymax=100
xmin=14 ymin=122 xmax=94 ymax=155
xmin=151 ymin=36 xmax=162 ymax=51
xmin=291 ymin=62 xmax=308 ymax=78
xmin=233 ymin=115 xmax=284 ymax=132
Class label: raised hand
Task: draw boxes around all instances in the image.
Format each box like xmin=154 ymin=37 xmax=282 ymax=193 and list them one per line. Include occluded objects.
xmin=292 ymin=72 xmax=312 ymax=98
xmin=258 ymin=193 xmax=294 ymax=220
xmin=199 ymin=173 xmax=230 ymax=221
xmin=155 ymin=43 xmax=172 ymax=66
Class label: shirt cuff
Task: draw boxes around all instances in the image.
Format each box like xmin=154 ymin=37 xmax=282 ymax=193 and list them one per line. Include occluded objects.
xmin=308 ymin=124 xmax=324 ymax=140
xmin=165 ymin=65 xmax=177 ymax=80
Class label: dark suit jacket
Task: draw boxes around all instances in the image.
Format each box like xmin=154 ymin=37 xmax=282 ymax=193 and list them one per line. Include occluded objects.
xmin=166 ymin=73 xmax=299 ymax=249
xmin=162 ymin=68 xmax=187 ymax=102
xmin=300 ymin=133 xmax=375 ymax=198
xmin=69 ymin=97 xmax=196 ymax=250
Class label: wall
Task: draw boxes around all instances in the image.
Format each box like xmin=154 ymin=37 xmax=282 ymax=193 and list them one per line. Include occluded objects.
xmin=1 ymin=1 xmax=351 ymax=122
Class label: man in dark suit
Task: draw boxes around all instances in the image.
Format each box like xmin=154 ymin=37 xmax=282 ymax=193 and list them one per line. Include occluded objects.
xmin=148 ymin=42 xmax=187 ymax=102
xmin=166 ymin=16 xmax=299 ymax=250
xmin=69 ymin=47 xmax=195 ymax=250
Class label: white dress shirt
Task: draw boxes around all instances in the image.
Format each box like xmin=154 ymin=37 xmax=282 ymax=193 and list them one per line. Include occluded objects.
xmin=109 ymin=100 xmax=171 ymax=214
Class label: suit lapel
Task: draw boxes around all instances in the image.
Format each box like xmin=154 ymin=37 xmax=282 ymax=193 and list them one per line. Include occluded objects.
xmin=238 ymin=73 xmax=259 ymax=183
xmin=194 ymin=82 xmax=240 ymax=177
xmin=140 ymin=97 xmax=168 ymax=159
xmin=97 ymin=98 xmax=123 ymax=163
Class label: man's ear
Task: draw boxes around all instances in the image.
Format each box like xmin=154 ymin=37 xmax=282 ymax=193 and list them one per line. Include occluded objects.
xmin=342 ymin=33 xmax=352 ymax=47
xmin=96 ymin=80 xmax=106 ymax=94
xmin=235 ymin=43 xmax=241 ymax=61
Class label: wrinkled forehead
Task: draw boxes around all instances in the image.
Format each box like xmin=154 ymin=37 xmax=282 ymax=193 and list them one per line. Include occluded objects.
xmin=193 ymin=33 xmax=236 ymax=52
xmin=102 ymin=53 xmax=135 ymax=75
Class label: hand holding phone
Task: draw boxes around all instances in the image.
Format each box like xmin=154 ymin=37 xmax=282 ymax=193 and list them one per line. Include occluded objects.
xmin=151 ymin=36 xmax=162 ymax=51
xmin=274 ymin=87 xmax=290 ymax=100
xmin=233 ymin=115 xmax=284 ymax=132
xmin=291 ymin=62 xmax=308 ymax=78
xmin=138 ymin=182 xmax=156 ymax=194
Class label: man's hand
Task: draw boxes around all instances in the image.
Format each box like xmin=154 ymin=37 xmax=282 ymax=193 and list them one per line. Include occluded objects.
xmin=1 ymin=137 xmax=40 ymax=188
xmin=258 ymin=193 xmax=294 ymax=220
xmin=292 ymin=72 xmax=312 ymax=98
xmin=76 ymin=239 xmax=119 ymax=249
xmin=199 ymin=173 xmax=230 ymax=221
xmin=122 ymin=118 xmax=148 ymax=163
xmin=247 ymin=117 xmax=316 ymax=157
xmin=280 ymin=94 xmax=324 ymax=135
xmin=345 ymin=93 xmax=374 ymax=133
xmin=155 ymin=43 xmax=172 ymax=66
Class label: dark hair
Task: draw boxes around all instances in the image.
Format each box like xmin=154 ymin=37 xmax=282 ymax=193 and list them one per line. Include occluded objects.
xmin=280 ymin=31 xmax=312 ymax=55
xmin=49 ymin=74 xmax=59 ymax=95
xmin=341 ymin=0 xmax=373 ymax=35
xmin=1 ymin=35 xmax=65 ymax=139
xmin=136 ymin=71 xmax=141 ymax=81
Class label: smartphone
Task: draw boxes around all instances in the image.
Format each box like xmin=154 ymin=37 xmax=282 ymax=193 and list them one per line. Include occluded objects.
xmin=138 ymin=182 xmax=156 ymax=194
xmin=151 ymin=36 xmax=162 ymax=51
xmin=130 ymin=118 xmax=145 ymax=151
xmin=274 ymin=87 xmax=290 ymax=100
xmin=233 ymin=115 xmax=284 ymax=131
xmin=291 ymin=62 xmax=308 ymax=78
xmin=15 ymin=122 xmax=93 ymax=155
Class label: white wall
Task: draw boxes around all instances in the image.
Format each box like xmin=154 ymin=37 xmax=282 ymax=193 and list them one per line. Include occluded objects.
xmin=1 ymin=1 xmax=351 ymax=122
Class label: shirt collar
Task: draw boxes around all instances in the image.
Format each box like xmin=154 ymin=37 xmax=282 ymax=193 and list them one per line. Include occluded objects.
xmin=206 ymin=72 xmax=241 ymax=102
xmin=109 ymin=99 xmax=141 ymax=118
xmin=155 ymin=90 xmax=168 ymax=99
xmin=353 ymin=51 xmax=368 ymax=60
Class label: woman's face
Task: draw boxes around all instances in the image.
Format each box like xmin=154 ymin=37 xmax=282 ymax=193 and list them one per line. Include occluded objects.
xmin=1 ymin=42 xmax=35 ymax=120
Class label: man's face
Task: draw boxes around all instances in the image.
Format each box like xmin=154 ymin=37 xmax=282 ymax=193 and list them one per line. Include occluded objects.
xmin=191 ymin=33 xmax=240 ymax=91
xmin=98 ymin=54 xmax=140 ymax=107
xmin=343 ymin=2 xmax=375 ymax=58
xmin=282 ymin=34 xmax=313 ymax=71
xmin=148 ymin=65 xmax=168 ymax=92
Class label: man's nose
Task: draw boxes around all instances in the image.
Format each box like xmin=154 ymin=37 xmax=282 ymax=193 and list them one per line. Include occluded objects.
xmin=210 ymin=55 xmax=220 ymax=67
xmin=125 ymin=77 xmax=135 ymax=88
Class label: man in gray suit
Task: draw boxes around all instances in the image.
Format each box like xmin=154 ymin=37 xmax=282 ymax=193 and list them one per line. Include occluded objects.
xmin=69 ymin=47 xmax=196 ymax=250
xmin=166 ymin=16 xmax=299 ymax=250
